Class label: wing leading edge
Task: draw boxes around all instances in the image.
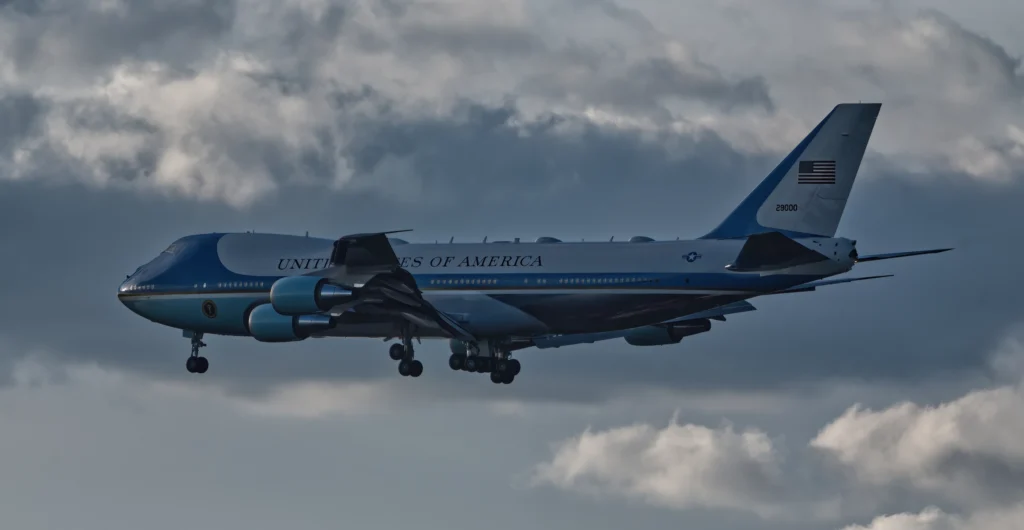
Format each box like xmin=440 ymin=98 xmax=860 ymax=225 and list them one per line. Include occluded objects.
xmin=312 ymin=231 xmax=476 ymax=341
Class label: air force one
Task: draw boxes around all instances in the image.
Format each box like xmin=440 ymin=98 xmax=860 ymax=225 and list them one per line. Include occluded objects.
xmin=118 ymin=103 xmax=950 ymax=384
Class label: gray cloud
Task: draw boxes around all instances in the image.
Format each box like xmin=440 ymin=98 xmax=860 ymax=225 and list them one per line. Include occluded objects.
xmin=1 ymin=86 xmax=1023 ymax=403
xmin=0 ymin=0 xmax=778 ymax=205
xmin=0 ymin=3 xmax=1023 ymax=528
xmin=0 ymin=92 xmax=43 ymax=155
xmin=1 ymin=0 xmax=234 ymax=80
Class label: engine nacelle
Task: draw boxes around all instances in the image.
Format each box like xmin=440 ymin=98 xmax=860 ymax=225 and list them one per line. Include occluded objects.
xmin=270 ymin=275 xmax=356 ymax=315
xmin=624 ymin=319 xmax=712 ymax=346
xmin=247 ymin=304 xmax=334 ymax=343
xmin=449 ymin=339 xmax=468 ymax=355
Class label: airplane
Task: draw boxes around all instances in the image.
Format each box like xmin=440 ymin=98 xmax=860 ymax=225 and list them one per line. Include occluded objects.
xmin=117 ymin=102 xmax=950 ymax=385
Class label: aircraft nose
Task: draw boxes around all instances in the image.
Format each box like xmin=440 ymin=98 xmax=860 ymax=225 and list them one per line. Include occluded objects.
xmin=118 ymin=268 xmax=145 ymax=312
xmin=118 ymin=277 xmax=133 ymax=308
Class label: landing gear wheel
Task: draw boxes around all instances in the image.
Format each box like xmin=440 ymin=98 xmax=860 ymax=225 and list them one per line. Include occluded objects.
xmin=489 ymin=371 xmax=514 ymax=384
xmin=448 ymin=354 xmax=465 ymax=371
xmin=409 ymin=360 xmax=423 ymax=377
xmin=186 ymin=356 xmax=209 ymax=374
xmin=185 ymin=332 xmax=208 ymax=374
xmin=398 ymin=359 xmax=412 ymax=377
xmin=389 ymin=343 xmax=405 ymax=361
xmin=509 ymin=359 xmax=521 ymax=376
xmin=465 ymin=357 xmax=479 ymax=372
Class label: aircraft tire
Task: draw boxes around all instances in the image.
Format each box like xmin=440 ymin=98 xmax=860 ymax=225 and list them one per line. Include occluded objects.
xmin=509 ymin=359 xmax=521 ymax=376
xmin=398 ymin=359 xmax=412 ymax=377
xmin=448 ymin=354 xmax=465 ymax=371
xmin=409 ymin=360 xmax=423 ymax=377
xmin=196 ymin=357 xmax=209 ymax=374
xmin=389 ymin=343 xmax=405 ymax=361
xmin=186 ymin=357 xmax=198 ymax=373
xmin=465 ymin=357 xmax=478 ymax=372
xmin=490 ymin=371 xmax=503 ymax=384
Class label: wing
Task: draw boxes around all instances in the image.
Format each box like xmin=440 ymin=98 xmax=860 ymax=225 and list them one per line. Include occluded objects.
xmin=308 ymin=231 xmax=476 ymax=341
xmin=529 ymin=300 xmax=756 ymax=349
xmin=772 ymin=274 xmax=893 ymax=294
xmin=662 ymin=300 xmax=757 ymax=322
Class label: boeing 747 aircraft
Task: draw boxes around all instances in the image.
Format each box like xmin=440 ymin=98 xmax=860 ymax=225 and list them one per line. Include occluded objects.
xmin=118 ymin=103 xmax=949 ymax=384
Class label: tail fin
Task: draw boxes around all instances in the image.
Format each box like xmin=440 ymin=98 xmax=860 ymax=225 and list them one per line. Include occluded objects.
xmin=701 ymin=103 xmax=881 ymax=239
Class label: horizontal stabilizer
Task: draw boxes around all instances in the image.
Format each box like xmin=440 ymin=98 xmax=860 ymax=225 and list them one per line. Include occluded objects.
xmin=854 ymin=248 xmax=952 ymax=263
xmin=777 ymin=274 xmax=893 ymax=293
xmin=726 ymin=232 xmax=829 ymax=272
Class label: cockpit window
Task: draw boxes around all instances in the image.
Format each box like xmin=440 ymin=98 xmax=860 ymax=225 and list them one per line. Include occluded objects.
xmin=163 ymin=242 xmax=185 ymax=255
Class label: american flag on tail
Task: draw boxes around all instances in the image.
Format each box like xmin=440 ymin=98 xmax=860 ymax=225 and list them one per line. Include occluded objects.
xmin=797 ymin=160 xmax=836 ymax=184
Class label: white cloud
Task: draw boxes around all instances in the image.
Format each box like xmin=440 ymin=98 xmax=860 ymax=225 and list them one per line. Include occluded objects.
xmin=2 ymin=1 xmax=1021 ymax=206
xmin=811 ymin=382 xmax=1024 ymax=507
xmin=531 ymin=324 xmax=1024 ymax=523
xmin=841 ymin=505 xmax=1024 ymax=530
xmin=530 ymin=414 xmax=822 ymax=519
xmin=4 ymin=355 xmax=391 ymax=420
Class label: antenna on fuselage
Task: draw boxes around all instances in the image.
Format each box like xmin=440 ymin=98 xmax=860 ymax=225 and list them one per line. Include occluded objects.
xmin=449 ymin=236 xmax=454 ymax=243
xmin=483 ymin=236 xmax=488 ymax=243
xmin=610 ymin=236 xmax=614 ymax=242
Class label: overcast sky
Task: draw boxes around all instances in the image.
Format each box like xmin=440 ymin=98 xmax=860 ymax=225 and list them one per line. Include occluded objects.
xmin=1 ymin=1 xmax=1023 ymax=529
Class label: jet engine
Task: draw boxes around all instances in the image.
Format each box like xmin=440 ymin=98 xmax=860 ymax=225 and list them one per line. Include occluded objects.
xmin=449 ymin=339 xmax=468 ymax=355
xmin=246 ymin=303 xmax=334 ymax=342
xmin=624 ymin=319 xmax=712 ymax=346
xmin=270 ymin=275 xmax=356 ymax=315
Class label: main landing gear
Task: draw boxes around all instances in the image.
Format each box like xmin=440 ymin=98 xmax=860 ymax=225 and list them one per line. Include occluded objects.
xmin=185 ymin=331 xmax=209 ymax=374
xmin=388 ymin=326 xmax=423 ymax=378
xmin=448 ymin=341 xmax=521 ymax=384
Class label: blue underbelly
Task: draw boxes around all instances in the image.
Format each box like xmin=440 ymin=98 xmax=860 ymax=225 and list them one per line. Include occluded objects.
xmin=123 ymin=293 xmax=266 ymax=336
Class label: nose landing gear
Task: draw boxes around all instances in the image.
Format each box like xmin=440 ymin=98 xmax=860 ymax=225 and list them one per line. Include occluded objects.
xmin=184 ymin=331 xmax=209 ymax=374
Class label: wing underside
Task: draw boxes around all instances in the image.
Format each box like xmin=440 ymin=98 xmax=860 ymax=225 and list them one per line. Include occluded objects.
xmin=309 ymin=231 xmax=476 ymax=341
xmin=529 ymin=300 xmax=757 ymax=349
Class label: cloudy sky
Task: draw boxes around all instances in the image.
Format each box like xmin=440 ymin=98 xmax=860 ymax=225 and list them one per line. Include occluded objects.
xmin=1 ymin=0 xmax=1023 ymax=528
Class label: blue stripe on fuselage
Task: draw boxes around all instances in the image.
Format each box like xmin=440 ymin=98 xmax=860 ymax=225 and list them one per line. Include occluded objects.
xmin=118 ymin=232 xmax=833 ymax=296
xmin=120 ymin=270 xmax=828 ymax=297
xmin=118 ymin=232 xmax=839 ymax=336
